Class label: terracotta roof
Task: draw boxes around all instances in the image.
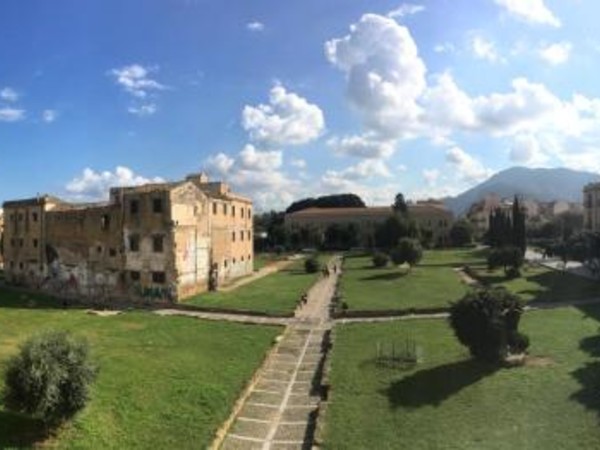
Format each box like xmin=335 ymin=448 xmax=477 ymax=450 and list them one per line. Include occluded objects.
xmin=287 ymin=207 xmax=390 ymax=217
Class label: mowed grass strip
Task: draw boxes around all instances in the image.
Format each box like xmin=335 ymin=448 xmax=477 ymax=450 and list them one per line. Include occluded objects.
xmin=0 ymin=299 xmax=281 ymax=449
xmin=186 ymin=255 xmax=328 ymax=315
xmin=473 ymin=264 xmax=600 ymax=303
xmin=323 ymin=307 xmax=600 ymax=450
xmin=340 ymin=249 xmax=483 ymax=311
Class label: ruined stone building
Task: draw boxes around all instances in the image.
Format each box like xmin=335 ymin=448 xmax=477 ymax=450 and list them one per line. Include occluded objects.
xmin=1 ymin=173 xmax=253 ymax=302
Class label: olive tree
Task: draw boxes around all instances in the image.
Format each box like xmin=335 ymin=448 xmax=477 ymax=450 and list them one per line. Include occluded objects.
xmin=3 ymin=331 xmax=97 ymax=426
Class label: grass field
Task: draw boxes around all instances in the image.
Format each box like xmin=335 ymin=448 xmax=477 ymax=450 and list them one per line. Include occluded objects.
xmin=340 ymin=249 xmax=483 ymax=311
xmin=186 ymin=255 xmax=328 ymax=315
xmin=0 ymin=290 xmax=281 ymax=449
xmin=323 ymin=306 xmax=600 ymax=449
xmin=473 ymin=264 xmax=600 ymax=303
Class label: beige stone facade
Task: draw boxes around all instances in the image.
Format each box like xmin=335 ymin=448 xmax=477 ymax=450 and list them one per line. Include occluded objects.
xmin=284 ymin=202 xmax=453 ymax=247
xmin=584 ymin=183 xmax=600 ymax=231
xmin=1 ymin=174 xmax=253 ymax=302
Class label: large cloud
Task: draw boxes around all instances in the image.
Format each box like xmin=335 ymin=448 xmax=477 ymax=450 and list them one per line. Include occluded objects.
xmin=325 ymin=13 xmax=426 ymax=139
xmin=242 ymin=84 xmax=325 ymax=147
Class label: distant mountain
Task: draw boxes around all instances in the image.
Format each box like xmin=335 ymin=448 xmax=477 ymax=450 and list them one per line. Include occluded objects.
xmin=444 ymin=167 xmax=600 ymax=216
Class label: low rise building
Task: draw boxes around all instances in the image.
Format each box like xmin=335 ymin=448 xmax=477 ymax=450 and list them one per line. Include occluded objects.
xmin=584 ymin=183 xmax=600 ymax=231
xmin=284 ymin=202 xmax=453 ymax=247
xmin=1 ymin=173 xmax=253 ymax=302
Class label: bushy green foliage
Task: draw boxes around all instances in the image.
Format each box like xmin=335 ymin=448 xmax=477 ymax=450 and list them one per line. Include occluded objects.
xmin=449 ymin=288 xmax=529 ymax=363
xmin=3 ymin=331 xmax=97 ymax=425
xmin=304 ymin=256 xmax=320 ymax=273
xmin=286 ymin=193 xmax=365 ymax=214
xmin=487 ymin=246 xmax=524 ymax=275
xmin=372 ymin=252 xmax=389 ymax=268
xmin=449 ymin=219 xmax=473 ymax=247
xmin=390 ymin=238 xmax=423 ymax=266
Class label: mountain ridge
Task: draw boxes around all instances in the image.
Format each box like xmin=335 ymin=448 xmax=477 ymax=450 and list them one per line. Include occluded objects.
xmin=444 ymin=167 xmax=600 ymax=216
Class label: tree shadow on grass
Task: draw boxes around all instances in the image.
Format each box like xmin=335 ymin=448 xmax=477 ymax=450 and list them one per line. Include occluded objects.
xmin=579 ymin=335 xmax=600 ymax=358
xmin=0 ymin=410 xmax=50 ymax=448
xmin=575 ymin=305 xmax=600 ymax=323
xmin=360 ymin=271 xmax=408 ymax=282
xmin=383 ymin=359 xmax=498 ymax=409
xmin=570 ymin=361 xmax=600 ymax=417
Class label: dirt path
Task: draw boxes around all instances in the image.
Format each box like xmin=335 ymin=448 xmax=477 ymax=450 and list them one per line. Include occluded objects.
xmin=219 ymin=258 xmax=298 ymax=293
xmin=216 ymin=256 xmax=341 ymax=450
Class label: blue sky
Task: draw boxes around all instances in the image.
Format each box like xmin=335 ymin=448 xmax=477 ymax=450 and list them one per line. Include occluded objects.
xmin=2 ymin=0 xmax=600 ymax=210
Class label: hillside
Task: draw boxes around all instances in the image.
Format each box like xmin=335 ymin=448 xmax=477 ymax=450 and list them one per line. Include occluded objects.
xmin=445 ymin=167 xmax=600 ymax=216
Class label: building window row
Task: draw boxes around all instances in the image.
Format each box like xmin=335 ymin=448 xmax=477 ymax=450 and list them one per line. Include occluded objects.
xmin=129 ymin=270 xmax=166 ymax=284
xmin=128 ymin=234 xmax=165 ymax=253
xmin=212 ymin=202 xmax=252 ymax=219
xmin=128 ymin=197 xmax=165 ymax=215
xmin=231 ymin=230 xmax=252 ymax=242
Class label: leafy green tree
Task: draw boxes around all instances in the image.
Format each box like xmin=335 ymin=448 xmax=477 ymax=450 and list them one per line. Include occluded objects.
xmin=375 ymin=215 xmax=409 ymax=250
xmin=286 ymin=193 xmax=366 ymax=214
xmin=372 ymin=252 xmax=389 ymax=268
xmin=512 ymin=196 xmax=526 ymax=254
xmin=449 ymin=288 xmax=529 ymax=363
xmin=449 ymin=219 xmax=473 ymax=247
xmin=487 ymin=246 xmax=524 ymax=276
xmin=390 ymin=238 xmax=423 ymax=267
xmin=3 ymin=331 xmax=97 ymax=426
xmin=392 ymin=193 xmax=408 ymax=216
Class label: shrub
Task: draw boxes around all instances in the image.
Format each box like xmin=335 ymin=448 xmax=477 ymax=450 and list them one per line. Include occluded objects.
xmin=372 ymin=252 xmax=389 ymax=268
xmin=449 ymin=219 xmax=473 ymax=247
xmin=487 ymin=246 xmax=524 ymax=275
xmin=390 ymin=238 xmax=423 ymax=267
xmin=3 ymin=331 xmax=97 ymax=425
xmin=449 ymin=288 xmax=529 ymax=363
xmin=304 ymin=256 xmax=320 ymax=274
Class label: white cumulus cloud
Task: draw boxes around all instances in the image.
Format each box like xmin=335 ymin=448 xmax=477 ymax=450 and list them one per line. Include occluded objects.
xmin=325 ymin=13 xmax=426 ymax=139
xmin=0 ymin=107 xmax=25 ymax=122
xmin=242 ymin=84 xmax=325 ymax=147
xmin=109 ymin=64 xmax=166 ymax=99
xmin=446 ymin=146 xmax=493 ymax=184
xmin=470 ymin=35 xmax=503 ymax=63
xmin=327 ymin=134 xmax=397 ymax=159
xmin=494 ymin=0 xmax=561 ymax=27
xmin=387 ymin=3 xmax=425 ymax=19
xmin=539 ymin=41 xmax=572 ymax=65
xmin=0 ymin=87 xmax=19 ymax=102
xmin=65 ymin=166 xmax=164 ymax=201
xmin=247 ymin=21 xmax=264 ymax=31
xmin=238 ymin=144 xmax=282 ymax=171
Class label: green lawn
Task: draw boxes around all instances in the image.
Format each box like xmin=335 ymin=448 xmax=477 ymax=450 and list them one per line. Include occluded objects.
xmin=186 ymin=255 xmax=328 ymax=315
xmin=473 ymin=264 xmax=600 ymax=303
xmin=0 ymin=290 xmax=281 ymax=449
xmin=323 ymin=307 xmax=600 ymax=449
xmin=340 ymin=249 xmax=482 ymax=311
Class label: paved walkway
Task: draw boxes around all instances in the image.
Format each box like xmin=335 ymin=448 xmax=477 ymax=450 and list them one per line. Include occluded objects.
xmin=217 ymin=257 xmax=341 ymax=450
